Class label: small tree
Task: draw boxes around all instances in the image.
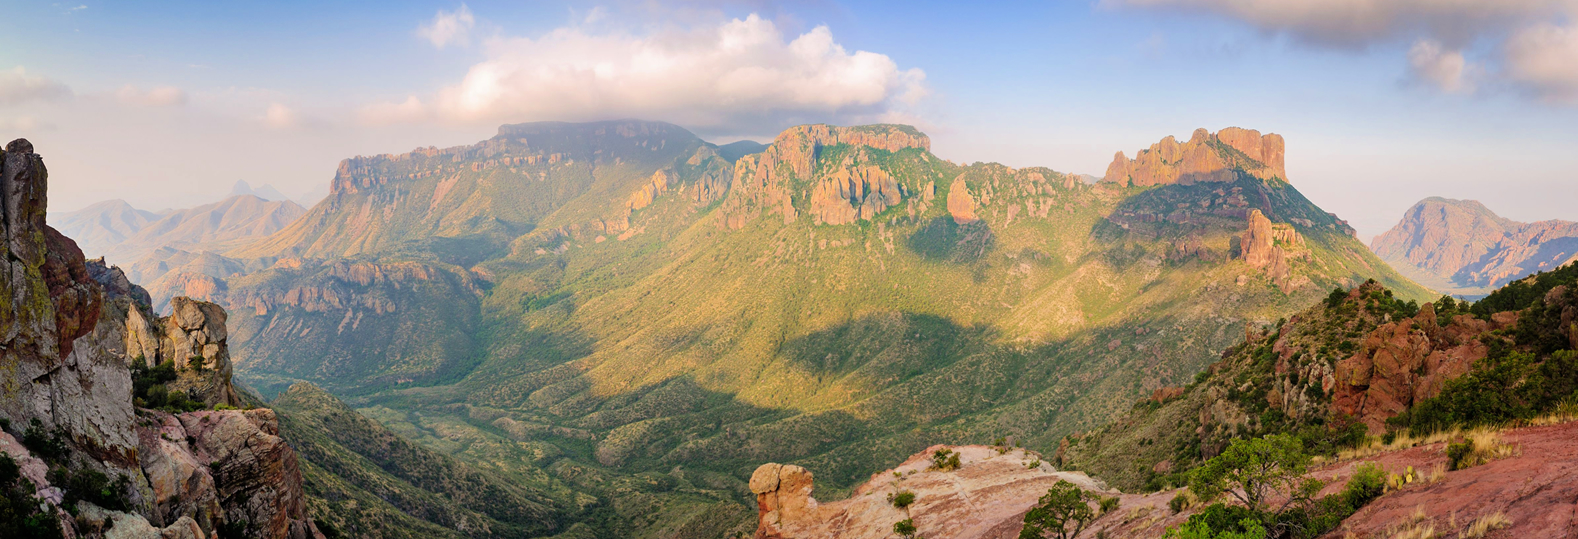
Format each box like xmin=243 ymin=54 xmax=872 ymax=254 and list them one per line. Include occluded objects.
xmin=929 ymin=448 xmax=961 ymax=471
xmin=894 ymin=518 xmax=919 ymax=539
xmin=1018 ymin=480 xmax=1097 ymax=539
xmin=889 ymin=490 xmax=916 ymax=509
xmin=1188 ymin=434 xmax=1319 ymax=515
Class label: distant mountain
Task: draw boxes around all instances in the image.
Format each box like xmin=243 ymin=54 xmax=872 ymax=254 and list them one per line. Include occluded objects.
xmin=1372 ymin=197 xmax=1578 ymax=296
xmin=714 ymin=139 xmax=768 ymax=162
xmin=230 ymin=179 xmax=291 ymax=201
xmin=49 ymin=199 xmax=161 ymax=257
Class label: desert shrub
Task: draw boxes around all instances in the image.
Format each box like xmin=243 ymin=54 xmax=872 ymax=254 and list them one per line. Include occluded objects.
xmin=889 ymin=490 xmax=916 ymax=509
xmin=21 ymin=419 xmax=68 ymax=463
xmin=52 ymin=467 xmax=132 ymax=513
xmin=1169 ymin=490 xmax=1195 ymax=514
xmin=1446 ymin=441 xmax=1472 ymax=470
xmin=0 ymin=453 xmax=60 ymax=538
xmin=1098 ymin=496 xmax=1120 ymax=514
xmin=1018 ymin=480 xmax=1096 ymax=539
xmin=132 ymin=360 xmax=205 ymax=413
xmin=893 ymin=518 xmax=918 ymax=539
xmin=929 ymin=448 xmax=961 ymax=472
xmin=1340 ymin=462 xmax=1387 ymax=509
xmin=219 ymin=518 xmax=251 ymax=539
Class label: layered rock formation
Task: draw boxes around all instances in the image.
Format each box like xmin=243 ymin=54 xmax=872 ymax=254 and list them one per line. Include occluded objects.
xmin=751 ymin=445 xmax=1110 ymax=539
xmin=0 ymin=139 xmax=319 ymax=538
xmin=1372 ymin=197 xmax=1578 ymax=294
xmin=1103 ymin=127 xmax=1286 ymax=186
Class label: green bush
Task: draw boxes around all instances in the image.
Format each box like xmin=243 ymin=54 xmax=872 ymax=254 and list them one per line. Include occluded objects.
xmin=20 ymin=420 xmax=68 ymax=463
xmin=893 ymin=518 xmax=918 ymax=539
xmin=1018 ymin=480 xmax=1096 ymax=539
xmin=1446 ymin=441 xmax=1473 ymax=470
xmin=52 ymin=467 xmax=132 ymax=513
xmin=1340 ymin=462 xmax=1386 ymax=509
xmin=889 ymin=490 xmax=916 ymax=509
xmin=132 ymin=360 xmax=206 ymax=413
xmin=1098 ymin=496 xmax=1120 ymax=514
xmin=0 ymin=453 xmax=60 ymax=538
xmin=929 ymin=448 xmax=960 ymax=472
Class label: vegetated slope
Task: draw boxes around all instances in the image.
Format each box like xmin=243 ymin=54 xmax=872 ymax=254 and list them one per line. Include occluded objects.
xmin=271 ymin=382 xmax=576 ymax=539
xmin=198 ymin=122 xmax=1427 ymax=537
xmin=1372 ymin=197 xmax=1578 ymax=296
xmin=1066 ymin=260 xmax=1578 ymax=494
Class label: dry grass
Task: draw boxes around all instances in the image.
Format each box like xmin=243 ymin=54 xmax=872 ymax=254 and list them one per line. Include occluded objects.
xmin=1450 ymin=431 xmax=1521 ymax=470
xmin=1526 ymin=395 xmax=1578 ymax=427
xmin=1383 ymin=506 xmax=1438 ymax=539
xmin=1461 ymin=512 xmax=1512 ymax=539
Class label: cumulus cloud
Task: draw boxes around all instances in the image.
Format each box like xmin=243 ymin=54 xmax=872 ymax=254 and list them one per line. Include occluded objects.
xmin=1103 ymin=0 xmax=1569 ymax=46
xmin=114 ymin=85 xmax=188 ymax=107
xmin=1408 ymin=39 xmax=1475 ymax=93
xmin=366 ymin=13 xmax=927 ymax=133
xmin=418 ymin=4 xmax=475 ymax=49
xmin=0 ymin=67 xmax=71 ymax=105
xmin=1505 ymin=22 xmax=1578 ymax=102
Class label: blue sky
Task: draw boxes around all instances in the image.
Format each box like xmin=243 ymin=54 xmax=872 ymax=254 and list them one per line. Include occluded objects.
xmin=4 ymin=0 xmax=1577 ymax=238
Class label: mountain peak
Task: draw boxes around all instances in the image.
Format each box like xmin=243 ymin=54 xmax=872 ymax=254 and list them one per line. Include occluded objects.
xmin=230 ymin=179 xmax=290 ymax=201
xmin=1102 ymin=126 xmax=1286 ymax=186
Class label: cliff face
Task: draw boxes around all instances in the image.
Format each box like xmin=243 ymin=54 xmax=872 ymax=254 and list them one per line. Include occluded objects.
xmin=720 ymin=124 xmax=928 ymax=229
xmin=1373 ymin=197 xmax=1578 ymax=294
xmin=0 ymin=139 xmax=319 ymax=538
xmin=1102 ymin=127 xmax=1286 ymax=187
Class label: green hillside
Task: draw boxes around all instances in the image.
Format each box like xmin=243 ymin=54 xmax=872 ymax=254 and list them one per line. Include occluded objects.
xmin=211 ymin=121 xmax=1430 ymax=536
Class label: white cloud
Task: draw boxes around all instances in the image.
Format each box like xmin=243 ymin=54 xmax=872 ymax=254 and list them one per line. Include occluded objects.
xmin=1505 ymin=22 xmax=1578 ymax=103
xmin=263 ymin=103 xmax=300 ymax=128
xmin=584 ymin=6 xmax=607 ymax=24
xmin=0 ymin=116 xmax=51 ymax=131
xmin=417 ymin=4 xmax=475 ymax=49
xmin=367 ymin=14 xmax=927 ymax=134
xmin=1408 ymin=39 xmax=1475 ymax=93
xmin=1103 ymin=0 xmax=1570 ymax=46
xmin=0 ymin=67 xmax=71 ymax=105
xmin=114 ymin=85 xmax=188 ymax=107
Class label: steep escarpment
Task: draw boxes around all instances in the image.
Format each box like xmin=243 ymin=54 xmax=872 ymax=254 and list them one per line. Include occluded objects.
xmin=0 ymin=139 xmax=320 ymax=538
xmin=1373 ymin=197 xmax=1578 ymax=296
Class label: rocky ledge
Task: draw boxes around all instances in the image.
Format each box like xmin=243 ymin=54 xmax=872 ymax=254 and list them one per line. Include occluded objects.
xmin=751 ymin=445 xmax=1110 ymax=539
xmin=1103 ymin=127 xmax=1286 ymax=187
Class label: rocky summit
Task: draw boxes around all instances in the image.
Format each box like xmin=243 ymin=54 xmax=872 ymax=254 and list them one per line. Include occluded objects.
xmin=0 ymin=139 xmax=320 ymax=538
xmin=1372 ymin=196 xmax=1578 ymax=296
xmin=1102 ymin=127 xmax=1286 ymax=187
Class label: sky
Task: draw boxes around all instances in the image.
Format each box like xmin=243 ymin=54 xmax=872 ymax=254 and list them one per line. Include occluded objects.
xmin=3 ymin=0 xmax=1577 ymax=238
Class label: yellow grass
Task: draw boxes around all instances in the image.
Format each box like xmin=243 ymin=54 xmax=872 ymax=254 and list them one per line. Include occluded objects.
xmin=1384 ymin=506 xmax=1438 ymax=539
xmin=1462 ymin=512 xmax=1512 ymax=539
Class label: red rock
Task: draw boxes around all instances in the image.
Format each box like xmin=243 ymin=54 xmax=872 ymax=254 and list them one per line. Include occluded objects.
xmin=1102 ymin=127 xmax=1288 ymax=186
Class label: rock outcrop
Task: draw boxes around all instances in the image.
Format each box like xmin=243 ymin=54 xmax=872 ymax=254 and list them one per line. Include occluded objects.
xmin=1330 ymin=302 xmax=1516 ymax=431
xmin=0 ymin=139 xmax=320 ymax=538
xmin=723 ymin=124 xmax=928 ymax=229
xmin=1102 ymin=127 xmax=1286 ymax=186
xmin=1238 ymin=209 xmax=1305 ymax=289
xmin=751 ymin=445 xmax=1110 ymax=539
xmin=946 ymin=178 xmax=978 ymax=224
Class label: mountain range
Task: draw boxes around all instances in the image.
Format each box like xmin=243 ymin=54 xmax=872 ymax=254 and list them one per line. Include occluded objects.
xmin=49 ymin=119 xmax=1444 ymax=537
xmin=1372 ymin=197 xmax=1578 ymax=297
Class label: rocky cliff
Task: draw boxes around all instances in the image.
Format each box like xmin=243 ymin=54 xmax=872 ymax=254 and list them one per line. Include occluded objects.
xmin=0 ymin=139 xmax=319 ymax=538
xmin=1372 ymin=197 xmax=1578 ymax=295
xmin=1102 ymin=127 xmax=1286 ymax=187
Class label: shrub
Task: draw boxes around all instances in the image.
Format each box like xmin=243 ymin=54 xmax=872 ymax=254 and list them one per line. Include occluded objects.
xmin=1099 ymin=496 xmax=1120 ymax=514
xmin=893 ymin=518 xmax=918 ymax=539
xmin=1341 ymin=462 xmax=1387 ymax=509
xmin=1446 ymin=441 xmax=1473 ymax=470
xmin=52 ymin=467 xmax=133 ymax=513
xmin=929 ymin=448 xmax=961 ymax=472
xmin=1018 ymin=480 xmax=1097 ymax=539
xmin=21 ymin=419 xmax=68 ymax=463
xmin=889 ymin=490 xmax=916 ymax=509
xmin=1168 ymin=490 xmax=1195 ymax=514
xmin=0 ymin=453 xmax=61 ymax=538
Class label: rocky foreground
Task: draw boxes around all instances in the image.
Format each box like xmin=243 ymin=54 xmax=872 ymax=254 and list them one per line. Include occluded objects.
xmin=0 ymin=139 xmax=319 ymax=538
xmin=755 ymin=421 xmax=1577 ymax=539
